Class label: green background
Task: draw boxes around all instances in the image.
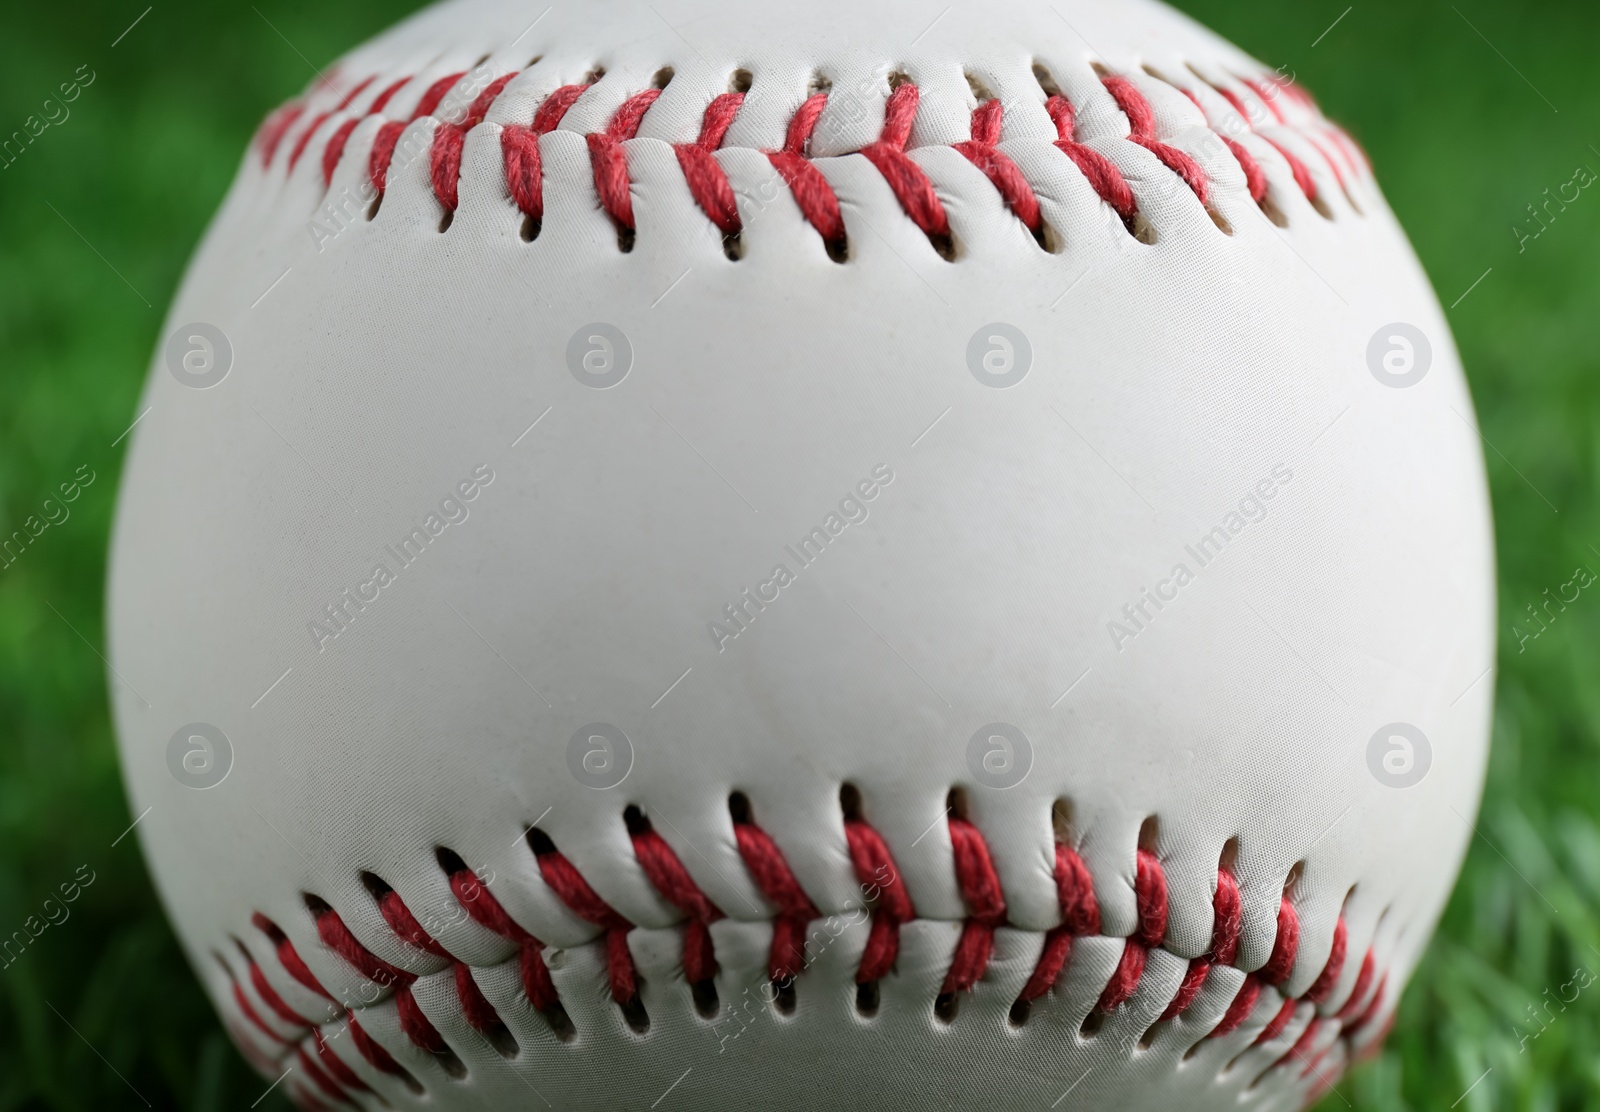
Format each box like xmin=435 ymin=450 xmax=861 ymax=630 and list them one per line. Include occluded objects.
xmin=1 ymin=0 xmax=1595 ymax=1108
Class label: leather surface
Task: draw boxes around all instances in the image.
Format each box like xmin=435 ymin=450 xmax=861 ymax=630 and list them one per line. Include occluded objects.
xmin=107 ymin=0 xmax=1495 ymax=1107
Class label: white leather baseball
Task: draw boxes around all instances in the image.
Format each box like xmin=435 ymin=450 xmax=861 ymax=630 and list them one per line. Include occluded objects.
xmin=108 ymin=0 xmax=1495 ymax=1108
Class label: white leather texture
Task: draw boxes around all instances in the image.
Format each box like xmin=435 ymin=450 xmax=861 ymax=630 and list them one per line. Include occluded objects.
xmin=107 ymin=0 xmax=1495 ymax=1108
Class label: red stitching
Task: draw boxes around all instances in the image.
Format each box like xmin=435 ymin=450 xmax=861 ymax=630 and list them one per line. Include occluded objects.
xmin=247 ymin=955 xmax=313 ymax=1028
xmin=860 ymin=84 xmax=952 ymax=245
xmin=1017 ymin=843 xmax=1100 ymax=1004
xmin=1160 ymin=866 xmax=1240 ymax=1020
xmin=529 ymin=828 xmax=640 ymax=1005
xmin=311 ymin=902 xmax=414 ymax=989
xmin=231 ymin=977 xmax=288 ymax=1044
xmin=252 ymin=912 xmax=333 ymax=1000
xmin=295 ymin=1044 xmax=347 ymax=1103
xmin=375 ymin=889 xmax=451 ymax=959
xmin=275 ymin=63 xmax=1361 ymax=255
xmin=321 ymin=119 xmax=359 ymax=188
xmin=843 ymin=816 xmax=914 ymax=983
xmin=1101 ymin=75 xmax=1209 ymax=206
xmin=765 ymin=92 xmax=846 ymax=248
xmin=312 ymin=1026 xmax=370 ymax=1093
xmin=1261 ymin=896 xmax=1300 ymax=985
xmin=256 ymin=104 xmax=304 ymax=167
xmin=394 ymin=983 xmax=450 ymax=1054
xmin=501 ymin=82 xmax=589 ymax=226
xmin=630 ymin=816 xmax=725 ymax=985
xmin=676 ymin=92 xmax=746 ymax=237
xmin=1045 ymin=94 xmax=1138 ymax=227
xmin=954 ymin=100 xmax=1042 ymax=233
xmin=941 ymin=816 xmax=1006 ymax=996
xmin=453 ymin=961 xmax=507 ymax=1034
xmin=1305 ymin=915 xmax=1347 ymax=1004
xmin=445 ymin=866 xmax=561 ymax=1012
xmin=588 ymin=88 xmax=663 ymax=236
xmin=287 ymin=111 xmax=332 ymax=172
xmin=345 ymin=1010 xmax=406 ymax=1077
xmin=732 ymin=814 xmax=821 ymax=984
xmin=1335 ymin=948 xmax=1377 ymax=1020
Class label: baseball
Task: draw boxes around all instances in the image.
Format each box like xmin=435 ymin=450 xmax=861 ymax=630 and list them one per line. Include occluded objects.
xmin=108 ymin=0 xmax=1495 ymax=1108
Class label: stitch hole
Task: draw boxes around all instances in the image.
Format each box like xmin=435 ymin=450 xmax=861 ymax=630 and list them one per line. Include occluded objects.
xmin=1260 ymin=192 xmax=1289 ymax=228
xmin=1035 ymin=220 xmax=1063 ymax=254
xmin=1079 ymin=1008 xmax=1107 ymax=1037
xmin=887 ymin=70 xmax=914 ymax=91
xmin=727 ymin=790 xmax=753 ymax=825
xmin=807 ymin=72 xmax=833 ymax=97
xmin=965 ymin=71 xmax=994 ymax=103
xmin=933 ymin=991 xmax=960 ymax=1023
xmin=1130 ymin=211 xmax=1158 ymax=245
xmin=360 ymin=870 xmax=393 ymax=900
xmin=435 ymin=845 xmax=471 ymax=876
xmin=525 ymin=54 xmax=543 ymax=68
xmin=1031 ymin=62 xmax=1062 ymax=99
xmin=855 ymin=979 xmax=880 ymax=1017
xmin=367 ymin=193 xmax=383 ymax=221
xmin=616 ymin=224 xmax=636 ymax=253
xmin=1007 ymin=997 xmax=1031 ymax=1027
xmin=1207 ymin=206 xmax=1233 ymax=236
xmin=730 ymin=68 xmax=753 ymax=94
xmin=691 ymin=978 xmax=721 ymax=1018
xmin=1138 ymin=1017 xmax=1167 ymax=1048
xmin=772 ymin=976 xmax=798 ymax=1015
xmin=1138 ymin=816 xmax=1160 ymax=854
xmin=1051 ymin=799 xmax=1076 ymax=845
xmin=471 ymin=53 xmax=491 ymax=69
xmin=1219 ymin=837 xmax=1239 ymax=874
xmin=438 ymin=209 xmax=454 ymax=233
xmin=1283 ymin=861 xmax=1305 ymax=899
xmin=622 ymin=803 xmax=651 ymax=835
xmin=520 ymin=212 xmax=541 ymax=241
xmin=722 ymin=232 xmax=744 ymax=261
xmin=1089 ymin=61 xmax=1113 ymax=78
xmin=584 ymin=66 xmax=607 ymax=85
xmin=652 ymin=66 xmax=675 ymax=90
xmin=619 ymin=993 xmax=652 ymax=1033
xmin=824 ymin=234 xmax=850 ymax=263
xmin=946 ymin=785 xmax=971 ymax=821
xmin=839 ymin=782 xmax=863 ymax=820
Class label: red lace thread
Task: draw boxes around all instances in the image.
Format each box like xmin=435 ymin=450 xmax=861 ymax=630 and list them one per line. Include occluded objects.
xmin=732 ymin=815 xmax=820 ymax=983
xmin=940 ymin=816 xmax=1007 ymax=996
xmin=765 ymin=93 xmax=847 ymax=248
xmin=1016 ymin=843 xmax=1102 ymax=1004
xmin=587 ymin=88 xmax=663 ymax=235
xmin=501 ymin=83 xmax=589 ymax=225
xmin=953 ymin=100 xmax=1042 ymax=234
xmin=1044 ymin=94 xmax=1137 ymax=226
xmin=529 ymin=831 xmax=640 ymax=1005
xmin=859 ymin=84 xmax=951 ymax=246
xmin=844 ymin=817 xmax=915 ymax=983
xmin=676 ymin=92 xmax=747 ymax=236
xmin=631 ymin=821 xmax=725 ymax=984
xmin=1101 ymin=74 xmax=1209 ymax=205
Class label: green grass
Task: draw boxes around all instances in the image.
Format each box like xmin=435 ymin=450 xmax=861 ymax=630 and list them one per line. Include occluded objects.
xmin=1 ymin=0 xmax=1596 ymax=1108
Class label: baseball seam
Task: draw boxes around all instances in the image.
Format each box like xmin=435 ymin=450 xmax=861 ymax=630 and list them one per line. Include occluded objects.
xmin=259 ymin=59 xmax=1368 ymax=261
xmin=220 ymin=788 xmax=1392 ymax=1106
